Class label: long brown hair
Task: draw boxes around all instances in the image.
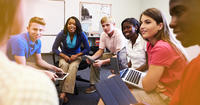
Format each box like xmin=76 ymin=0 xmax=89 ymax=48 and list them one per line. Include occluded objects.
xmin=140 ymin=8 xmax=188 ymax=61
xmin=140 ymin=8 xmax=171 ymax=42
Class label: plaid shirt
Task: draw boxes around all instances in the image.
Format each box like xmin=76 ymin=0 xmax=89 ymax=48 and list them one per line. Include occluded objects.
xmin=0 ymin=51 xmax=58 ymax=105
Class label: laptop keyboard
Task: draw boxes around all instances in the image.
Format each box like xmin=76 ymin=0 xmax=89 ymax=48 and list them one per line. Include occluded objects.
xmin=124 ymin=70 xmax=142 ymax=85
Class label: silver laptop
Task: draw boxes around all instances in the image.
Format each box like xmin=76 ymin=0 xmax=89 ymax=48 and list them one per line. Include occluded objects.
xmin=111 ymin=47 xmax=146 ymax=88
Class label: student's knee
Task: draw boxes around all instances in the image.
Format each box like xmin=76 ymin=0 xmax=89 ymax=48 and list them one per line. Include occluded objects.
xmin=59 ymin=59 xmax=69 ymax=69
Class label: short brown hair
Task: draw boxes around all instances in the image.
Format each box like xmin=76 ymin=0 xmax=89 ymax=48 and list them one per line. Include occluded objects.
xmin=28 ymin=17 xmax=46 ymax=27
xmin=100 ymin=16 xmax=114 ymax=24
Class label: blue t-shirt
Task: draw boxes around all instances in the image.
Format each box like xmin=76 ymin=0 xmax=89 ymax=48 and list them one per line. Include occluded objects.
xmin=7 ymin=32 xmax=41 ymax=61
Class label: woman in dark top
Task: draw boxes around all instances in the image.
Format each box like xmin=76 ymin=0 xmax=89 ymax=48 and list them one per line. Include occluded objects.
xmin=52 ymin=16 xmax=90 ymax=104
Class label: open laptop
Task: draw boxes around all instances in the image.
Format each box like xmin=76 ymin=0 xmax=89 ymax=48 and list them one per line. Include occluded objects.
xmin=110 ymin=47 xmax=146 ymax=89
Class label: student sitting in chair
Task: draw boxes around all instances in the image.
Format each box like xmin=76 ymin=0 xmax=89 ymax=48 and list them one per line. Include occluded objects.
xmin=130 ymin=8 xmax=188 ymax=105
xmin=85 ymin=16 xmax=126 ymax=94
xmin=6 ymin=16 xmax=63 ymax=80
xmin=52 ymin=16 xmax=90 ymax=104
xmin=121 ymin=18 xmax=147 ymax=71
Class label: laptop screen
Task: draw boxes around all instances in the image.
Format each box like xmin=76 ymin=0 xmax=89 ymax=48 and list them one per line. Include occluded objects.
xmin=117 ymin=47 xmax=128 ymax=71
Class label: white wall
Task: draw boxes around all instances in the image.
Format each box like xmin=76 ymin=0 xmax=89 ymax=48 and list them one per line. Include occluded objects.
xmin=139 ymin=0 xmax=171 ymax=24
xmin=109 ymin=0 xmax=140 ymax=28
xmin=65 ymin=0 xmax=80 ymax=18
xmin=23 ymin=0 xmax=65 ymax=35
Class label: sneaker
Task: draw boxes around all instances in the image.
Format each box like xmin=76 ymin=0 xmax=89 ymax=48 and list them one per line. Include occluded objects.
xmin=85 ymin=85 xmax=96 ymax=94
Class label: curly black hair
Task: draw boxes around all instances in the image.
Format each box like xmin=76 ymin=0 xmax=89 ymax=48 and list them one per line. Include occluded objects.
xmin=63 ymin=16 xmax=82 ymax=36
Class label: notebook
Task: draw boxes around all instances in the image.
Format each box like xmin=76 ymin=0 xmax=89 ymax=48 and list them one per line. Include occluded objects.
xmin=95 ymin=76 xmax=138 ymax=105
xmin=111 ymin=47 xmax=146 ymax=88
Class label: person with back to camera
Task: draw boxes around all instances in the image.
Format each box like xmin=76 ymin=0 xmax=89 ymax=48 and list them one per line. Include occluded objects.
xmin=6 ymin=16 xmax=64 ymax=80
xmin=0 ymin=0 xmax=58 ymax=105
xmin=121 ymin=18 xmax=147 ymax=71
xmin=85 ymin=16 xmax=126 ymax=94
xmin=52 ymin=16 xmax=90 ymax=104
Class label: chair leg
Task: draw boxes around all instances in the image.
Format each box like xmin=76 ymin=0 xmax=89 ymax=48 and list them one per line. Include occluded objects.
xmin=74 ymin=83 xmax=79 ymax=95
xmin=74 ymin=74 xmax=89 ymax=95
